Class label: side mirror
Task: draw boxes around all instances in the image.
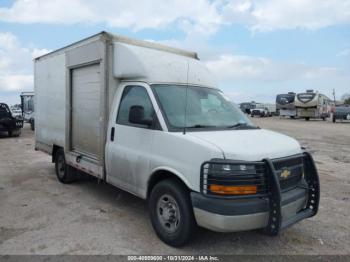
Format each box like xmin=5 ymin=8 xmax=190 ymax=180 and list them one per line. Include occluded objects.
xmin=129 ymin=105 xmax=153 ymax=126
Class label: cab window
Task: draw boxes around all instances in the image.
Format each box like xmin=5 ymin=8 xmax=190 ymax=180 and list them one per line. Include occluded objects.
xmin=116 ymin=85 xmax=160 ymax=129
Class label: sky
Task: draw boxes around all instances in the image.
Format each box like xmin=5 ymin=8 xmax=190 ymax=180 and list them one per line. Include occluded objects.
xmin=0 ymin=0 xmax=349 ymax=105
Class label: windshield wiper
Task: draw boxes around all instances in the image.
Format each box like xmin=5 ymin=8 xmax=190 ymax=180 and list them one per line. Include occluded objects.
xmin=186 ymin=124 xmax=217 ymax=129
xmin=226 ymin=123 xmax=259 ymax=129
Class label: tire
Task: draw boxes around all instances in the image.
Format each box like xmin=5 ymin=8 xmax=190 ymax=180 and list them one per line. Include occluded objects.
xmin=30 ymin=119 xmax=35 ymax=131
xmin=54 ymin=148 xmax=77 ymax=184
xmin=333 ymin=116 xmax=336 ymax=123
xmin=305 ymin=117 xmax=310 ymax=121
xmin=14 ymin=129 xmax=21 ymax=137
xmin=8 ymin=129 xmax=21 ymax=137
xmin=149 ymin=178 xmax=196 ymax=247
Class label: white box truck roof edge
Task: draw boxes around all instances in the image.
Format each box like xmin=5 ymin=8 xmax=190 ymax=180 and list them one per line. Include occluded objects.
xmin=35 ymin=31 xmax=216 ymax=87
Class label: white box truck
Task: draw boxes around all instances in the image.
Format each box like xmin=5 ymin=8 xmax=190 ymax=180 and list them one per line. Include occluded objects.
xmin=35 ymin=32 xmax=320 ymax=246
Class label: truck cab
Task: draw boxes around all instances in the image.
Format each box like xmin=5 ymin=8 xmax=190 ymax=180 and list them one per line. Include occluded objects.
xmin=0 ymin=103 xmax=23 ymax=137
xmin=35 ymin=32 xmax=320 ymax=247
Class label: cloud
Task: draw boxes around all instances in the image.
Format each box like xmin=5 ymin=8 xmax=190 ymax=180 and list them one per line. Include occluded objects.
xmin=204 ymin=53 xmax=350 ymax=102
xmin=1 ymin=0 xmax=350 ymax=34
xmin=222 ymin=0 xmax=350 ymax=32
xmin=0 ymin=0 xmax=222 ymax=35
xmin=205 ymin=54 xmax=345 ymax=82
xmin=31 ymin=48 xmax=51 ymax=59
xmin=0 ymin=32 xmax=50 ymax=93
xmin=337 ymin=48 xmax=350 ymax=57
xmin=0 ymin=75 xmax=33 ymax=92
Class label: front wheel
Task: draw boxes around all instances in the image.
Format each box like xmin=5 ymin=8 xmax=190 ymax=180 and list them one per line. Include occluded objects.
xmin=30 ymin=119 xmax=35 ymax=131
xmin=8 ymin=129 xmax=21 ymax=137
xmin=149 ymin=178 xmax=196 ymax=247
xmin=55 ymin=148 xmax=77 ymax=184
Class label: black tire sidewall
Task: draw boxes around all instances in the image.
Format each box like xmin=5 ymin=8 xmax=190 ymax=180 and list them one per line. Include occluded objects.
xmin=149 ymin=179 xmax=196 ymax=247
xmin=55 ymin=149 xmax=67 ymax=183
xmin=55 ymin=149 xmax=76 ymax=184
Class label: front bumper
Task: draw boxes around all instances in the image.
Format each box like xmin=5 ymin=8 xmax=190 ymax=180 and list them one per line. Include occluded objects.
xmin=251 ymin=111 xmax=264 ymax=116
xmin=192 ymin=187 xmax=307 ymax=232
xmin=192 ymin=152 xmax=320 ymax=234
xmin=0 ymin=119 xmax=23 ymax=131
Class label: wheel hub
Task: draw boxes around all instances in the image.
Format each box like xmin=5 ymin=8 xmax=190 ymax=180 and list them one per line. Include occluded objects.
xmin=157 ymin=194 xmax=180 ymax=233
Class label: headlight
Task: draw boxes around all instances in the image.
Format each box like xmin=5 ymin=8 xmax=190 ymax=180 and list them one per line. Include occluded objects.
xmin=201 ymin=161 xmax=267 ymax=196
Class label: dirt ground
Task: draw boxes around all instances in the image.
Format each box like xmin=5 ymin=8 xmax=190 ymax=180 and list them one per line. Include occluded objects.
xmin=0 ymin=118 xmax=349 ymax=255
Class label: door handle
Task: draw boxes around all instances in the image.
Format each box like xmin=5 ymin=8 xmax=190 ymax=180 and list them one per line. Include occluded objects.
xmin=110 ymin=127 xmax=115 ymax=141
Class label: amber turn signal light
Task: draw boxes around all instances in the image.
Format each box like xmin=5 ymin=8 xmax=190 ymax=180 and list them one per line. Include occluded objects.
xmin=209 ymin=184 xmax=257 ymax=195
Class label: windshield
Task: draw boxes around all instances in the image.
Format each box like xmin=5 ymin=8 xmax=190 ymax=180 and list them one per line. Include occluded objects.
xmin=297 ymin=93 xmax=316 ymax=103
xmin=0 ymin=103 xmax=11 ymax=118
xmin=276 ymin=94 xmax=295 ymax=105
xmin=152 ymin=84 xmax=255 ymax=131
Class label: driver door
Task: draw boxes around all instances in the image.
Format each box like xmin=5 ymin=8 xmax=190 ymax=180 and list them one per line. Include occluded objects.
xmin=106 ymin=83 xmax=160 ymax=196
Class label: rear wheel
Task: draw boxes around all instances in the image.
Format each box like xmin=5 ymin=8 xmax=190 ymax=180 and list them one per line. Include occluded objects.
xmin=305 ymin=117 xmax=310 ymax=121
xmin=55 ymin=148 xmax=77 ymax=184
xmin=149 ymin=178 xmax=196 ymax=247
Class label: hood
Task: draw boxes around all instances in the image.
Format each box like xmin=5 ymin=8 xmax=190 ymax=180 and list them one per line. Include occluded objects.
xmin=188 ymin=129 xmax=301 ymax=161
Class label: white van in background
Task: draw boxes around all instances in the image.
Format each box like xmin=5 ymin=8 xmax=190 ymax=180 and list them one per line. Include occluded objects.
xmin=35 ymin=32 xmax=320 ymax=246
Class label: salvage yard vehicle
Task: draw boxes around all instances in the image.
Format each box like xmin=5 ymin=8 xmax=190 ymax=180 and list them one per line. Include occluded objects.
xmin=276 ymin=92 xmax=297 ymax=118
xmin=257 ymin=103 xmax=276 ymax=116
xmin=250 ymin=103 xmax=276 ymax=117
xmin=295 ymin=90 xmax=333 ymax=121
xmin=251 ymin=108 xmax=268 ymax=117
xmin=239 ymin=102 xmax=256 ymax=114
xmin=35 ymin=32 xmax=320 ymax=246
xmin=333 ymin=105 xmax=350 ymax=122
xmin=10 ymin=108 xmax=22 ymax=119
xmin=20 ymin=92 xmax=35 ymax=130
xmin=0 ymin=103 xmax=23 ymax=137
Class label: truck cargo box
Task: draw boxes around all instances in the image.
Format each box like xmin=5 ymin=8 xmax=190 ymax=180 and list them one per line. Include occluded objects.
xmin=34 ymin=31 xmax=204 ymax=179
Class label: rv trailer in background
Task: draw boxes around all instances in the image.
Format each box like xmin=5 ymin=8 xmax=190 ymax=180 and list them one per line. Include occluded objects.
xmin=276 ymin=92 xmax=296 ymax=118
xmin=20 ymin=91 xmax=35 ymax=130
xmin=295 ymin=90 xmax=333 ymax=121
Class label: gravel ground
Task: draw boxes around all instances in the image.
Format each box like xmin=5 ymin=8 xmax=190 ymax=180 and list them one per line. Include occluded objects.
xmin=0 ymin=118 xmax=349 ymax=255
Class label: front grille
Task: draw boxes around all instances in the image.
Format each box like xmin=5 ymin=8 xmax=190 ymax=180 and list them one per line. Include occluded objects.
xmin=201 ymin=162 xmax=269 ymax=196
xmin=272 ymin=155 xmax=304 ymax=190
xmin=201 ymin=155 xmax=305 ymax=197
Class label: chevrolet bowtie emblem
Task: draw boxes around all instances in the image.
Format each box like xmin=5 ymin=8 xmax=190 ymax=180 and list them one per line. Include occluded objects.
xmin=280 ymin=168 xmax=291 ymax=179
